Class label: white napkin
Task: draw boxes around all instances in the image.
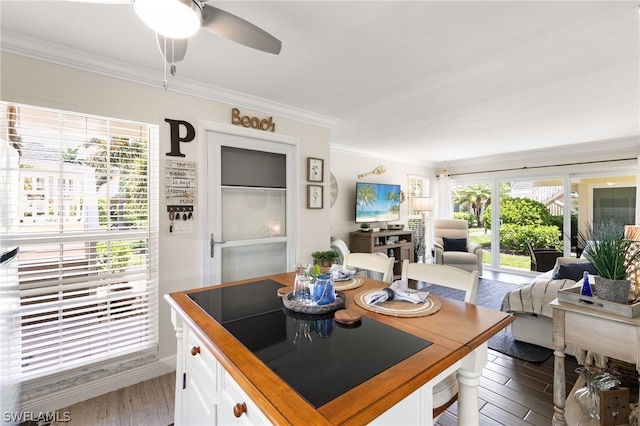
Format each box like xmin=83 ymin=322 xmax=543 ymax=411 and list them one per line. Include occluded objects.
xmin=365 ymin=280 xmax=429 ymax=305
xmin=328 ymin=264 xmax=356 ymax=281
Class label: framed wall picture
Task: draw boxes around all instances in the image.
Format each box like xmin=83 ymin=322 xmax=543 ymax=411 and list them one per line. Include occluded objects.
xmin=307 ymin=185 xmax=323 ymax=209
xmin=307 ymin=157 xmax=324 ymax=182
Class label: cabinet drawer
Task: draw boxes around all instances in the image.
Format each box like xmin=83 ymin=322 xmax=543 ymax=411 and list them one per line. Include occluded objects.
xmin=217 ymin=368 xmax=269 ymax=425
xmin=186 ymin=329 xmax=218 ymax=389
xmin=565 ymin=311 xmax=637 ymax=363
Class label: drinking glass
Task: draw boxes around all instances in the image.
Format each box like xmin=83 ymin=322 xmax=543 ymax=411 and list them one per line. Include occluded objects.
xmin=293 ymin=264 xmax=310 ymax=303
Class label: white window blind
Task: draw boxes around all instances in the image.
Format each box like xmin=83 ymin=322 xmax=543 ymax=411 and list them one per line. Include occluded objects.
xmin=1 ymin=102 xmax=159 ymax=382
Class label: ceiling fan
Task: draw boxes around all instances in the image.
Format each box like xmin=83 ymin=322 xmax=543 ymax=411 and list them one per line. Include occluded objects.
xmin=66 ymin=0 xmax=282 ymax=65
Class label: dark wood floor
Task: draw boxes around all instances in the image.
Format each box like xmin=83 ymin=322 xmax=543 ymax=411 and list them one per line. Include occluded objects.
xmin=436 ymin=348 xmax=579 ymax=426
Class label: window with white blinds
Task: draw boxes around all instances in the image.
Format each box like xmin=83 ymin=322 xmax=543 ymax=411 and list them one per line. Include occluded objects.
xmin=406 ymin=176 xmax=431 ymax=261
xmin=406 ymin=176 xmax=430 ymax=238
xmin=1 ymin=102 xmax=159 ymax=382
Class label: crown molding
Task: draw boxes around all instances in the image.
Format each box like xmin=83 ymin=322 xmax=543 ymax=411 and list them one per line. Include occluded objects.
xmin=445 ymin=136 xmax=640 ymax=177
xmin=1 ymin=31 xmax=339 ymax=129
xmin=330 ymin=143 xmax=438 ymax=168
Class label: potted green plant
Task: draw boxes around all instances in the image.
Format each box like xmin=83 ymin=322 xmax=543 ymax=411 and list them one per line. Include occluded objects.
xmin=311 ymin=250 xmax=340 ymax=267
xmin=579 ymin=218 xmax=640 ymax=303
xmin=360 ymin=222 xmax=371 ymax=232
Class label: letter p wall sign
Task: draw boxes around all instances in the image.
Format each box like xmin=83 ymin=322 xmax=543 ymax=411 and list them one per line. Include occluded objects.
xmin=165 ymin=118 xmax=195 ymax=158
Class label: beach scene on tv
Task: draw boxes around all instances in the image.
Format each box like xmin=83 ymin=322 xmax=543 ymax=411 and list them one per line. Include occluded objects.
xmin=355 ymin=182 xmax=401 ymax=223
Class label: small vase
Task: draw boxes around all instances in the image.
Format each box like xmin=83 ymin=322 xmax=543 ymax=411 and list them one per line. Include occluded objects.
xmin=313 ymin=273 xmax=335 ymax=305
xmin=594 ymin=276 xmax=630 ymax=304
xmin=574 ymin=366 xmax=621 ymax=419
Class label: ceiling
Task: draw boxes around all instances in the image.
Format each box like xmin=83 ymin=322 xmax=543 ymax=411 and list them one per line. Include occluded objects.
xmin=1 ymin=1 xmax=639 ymax=165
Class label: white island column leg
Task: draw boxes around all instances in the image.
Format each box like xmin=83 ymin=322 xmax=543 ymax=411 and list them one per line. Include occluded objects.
xmin=456 ymin=342 xmax=488 ymax=426
xmin=170 ymin=309 xmax=185 ymax=426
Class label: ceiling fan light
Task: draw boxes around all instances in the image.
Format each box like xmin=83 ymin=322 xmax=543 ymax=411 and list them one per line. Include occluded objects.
xmin=134 ymin=0 xmax=202 ymax=39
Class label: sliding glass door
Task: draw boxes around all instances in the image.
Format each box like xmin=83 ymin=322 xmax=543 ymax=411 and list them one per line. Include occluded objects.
xmin=449 ymin=168 xmax=636 ymax=274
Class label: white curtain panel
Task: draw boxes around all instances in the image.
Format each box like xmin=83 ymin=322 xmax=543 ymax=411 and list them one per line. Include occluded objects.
xmin=437 ymin=170 xmax=452 ymax=219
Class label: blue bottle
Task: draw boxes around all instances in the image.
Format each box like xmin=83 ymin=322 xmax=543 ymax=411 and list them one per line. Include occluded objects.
xmin=580 ymin=271 xmax=594 ymax=297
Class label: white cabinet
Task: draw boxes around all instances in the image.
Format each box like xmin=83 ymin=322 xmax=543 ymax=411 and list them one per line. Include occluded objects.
xmin=183 ymin=329 xmax=217 ymax=425
xmin=217 ymin=367 xmax=269 ymax=425
xmin=173 ymin=316 xmax=270 ymax=426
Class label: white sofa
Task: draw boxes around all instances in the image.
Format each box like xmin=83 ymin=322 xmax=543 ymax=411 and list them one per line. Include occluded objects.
xmin=501 ymin=257 xmax=595 ymax=351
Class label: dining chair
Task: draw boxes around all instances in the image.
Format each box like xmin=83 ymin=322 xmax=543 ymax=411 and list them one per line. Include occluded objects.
xmin=400 ymin=259 xmax=480 ymax=420
xmin=330 ymin=237 xmax=349 ymax=265
xmin=342 ymin=251 xmax=395 ymax=284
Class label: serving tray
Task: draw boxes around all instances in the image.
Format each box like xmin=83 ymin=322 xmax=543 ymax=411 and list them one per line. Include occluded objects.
xmin=281 ymin=291 xmax=346 ymax=314
xmin=558 ymin=283 xmax=640 ymax=318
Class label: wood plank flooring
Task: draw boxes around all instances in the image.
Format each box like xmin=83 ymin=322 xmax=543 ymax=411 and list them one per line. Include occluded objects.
xmin=48 ymin=373 xmax=175 ymax=426
xmin=436 ymin=348 xmax=579 ymax=425
xmin=39 ymin=349 xmax=577 ymax=425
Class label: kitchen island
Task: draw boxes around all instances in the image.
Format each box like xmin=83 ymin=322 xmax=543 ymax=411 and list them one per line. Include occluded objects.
xmin=165 ymin=272 xmax=513 ymax=425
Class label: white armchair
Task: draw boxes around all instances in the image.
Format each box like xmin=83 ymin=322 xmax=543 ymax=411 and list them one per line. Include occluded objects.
xmin=433 ymin=219 xmax=483 ymax=275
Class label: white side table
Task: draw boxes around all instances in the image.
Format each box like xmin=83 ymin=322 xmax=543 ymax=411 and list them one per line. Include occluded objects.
xmin=550 ymin=298 xmax=640 ymax=425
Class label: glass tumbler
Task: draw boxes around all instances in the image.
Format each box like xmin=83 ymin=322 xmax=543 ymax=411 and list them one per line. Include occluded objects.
xmin=293 ymin=264 xmax=310 ymax=302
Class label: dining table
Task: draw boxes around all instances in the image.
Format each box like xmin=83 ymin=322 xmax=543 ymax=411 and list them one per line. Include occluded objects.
xmin=164 ymin=271 xmax=514 ymax=425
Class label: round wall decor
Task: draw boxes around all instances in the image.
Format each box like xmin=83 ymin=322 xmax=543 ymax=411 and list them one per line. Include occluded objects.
xmin=330 ymin=172 xmax=338 ymax=207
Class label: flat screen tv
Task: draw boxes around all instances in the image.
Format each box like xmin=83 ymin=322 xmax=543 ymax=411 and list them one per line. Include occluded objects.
xmin=355 ymin=182 xmax=401 ymax=223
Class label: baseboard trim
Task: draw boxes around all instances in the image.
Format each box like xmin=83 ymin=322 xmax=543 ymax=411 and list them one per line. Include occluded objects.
xmin=20 ymin=356 xmax=176 ymax=414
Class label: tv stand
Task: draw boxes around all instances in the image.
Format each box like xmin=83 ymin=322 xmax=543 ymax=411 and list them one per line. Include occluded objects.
xmin=349 ymin=230 xmax=414 ymax=280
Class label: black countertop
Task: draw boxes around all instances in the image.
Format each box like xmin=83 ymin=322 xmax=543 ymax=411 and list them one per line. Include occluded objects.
xmin=187 ymin=279 xmax=432 ymax=407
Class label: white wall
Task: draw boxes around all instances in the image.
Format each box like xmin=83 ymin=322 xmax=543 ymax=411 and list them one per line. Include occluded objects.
xmin=1 ymin=52 xmax=332 ymax=408
xmin=329 ymin=148 xmax=434 ymax=244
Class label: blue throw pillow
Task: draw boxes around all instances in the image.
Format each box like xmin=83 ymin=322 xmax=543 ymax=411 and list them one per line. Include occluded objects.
xmin=551 ymin=262 xmax=598 ymax=281
xmin=442 ymin=237 xmax=467 ymax=252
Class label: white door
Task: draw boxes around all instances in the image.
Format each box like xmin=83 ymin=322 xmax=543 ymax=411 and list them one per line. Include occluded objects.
xmin=205 ymin=127 xmax=298 ymax=284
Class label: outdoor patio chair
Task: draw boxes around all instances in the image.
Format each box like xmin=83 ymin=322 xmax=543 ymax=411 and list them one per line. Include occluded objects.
xmin=526 ymin=241 xmax=562 ymax=272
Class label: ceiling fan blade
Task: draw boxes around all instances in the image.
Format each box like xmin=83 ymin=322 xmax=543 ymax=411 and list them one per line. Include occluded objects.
xmin=201 ymin=4 xmax=282 ymax=55
xmin=156 ymin=34 xmax=189 ymax=63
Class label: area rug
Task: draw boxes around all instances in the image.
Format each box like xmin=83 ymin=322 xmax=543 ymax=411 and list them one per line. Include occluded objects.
xmin=424 ymin=277 xmax=554 ymax=363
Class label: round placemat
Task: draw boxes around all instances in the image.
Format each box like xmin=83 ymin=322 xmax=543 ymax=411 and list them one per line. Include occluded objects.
xmin=333 ymin=275 xmax=365 ymax=291
xmin=354 ymin=289 xmax=441 ymax=317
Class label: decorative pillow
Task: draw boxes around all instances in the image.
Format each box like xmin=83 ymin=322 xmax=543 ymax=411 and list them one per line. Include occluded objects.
xmin=551 ymin=257 xmax=590 ymax=276
xmin=442 ymin=237 xmax=467 ymax=252
xmin=551 ymin=262 xmax=598 ymax=281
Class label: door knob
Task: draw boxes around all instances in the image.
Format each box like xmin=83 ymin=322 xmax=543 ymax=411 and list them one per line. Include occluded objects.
xmin=233 ymin=402 xmax=247 ymax=417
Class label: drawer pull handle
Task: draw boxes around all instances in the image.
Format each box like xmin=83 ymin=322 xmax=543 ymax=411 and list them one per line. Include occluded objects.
xmin=190 ymin=346 xmax=200 ymax=356
xmin=233 ymin=402 xmax=247 ymax=418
